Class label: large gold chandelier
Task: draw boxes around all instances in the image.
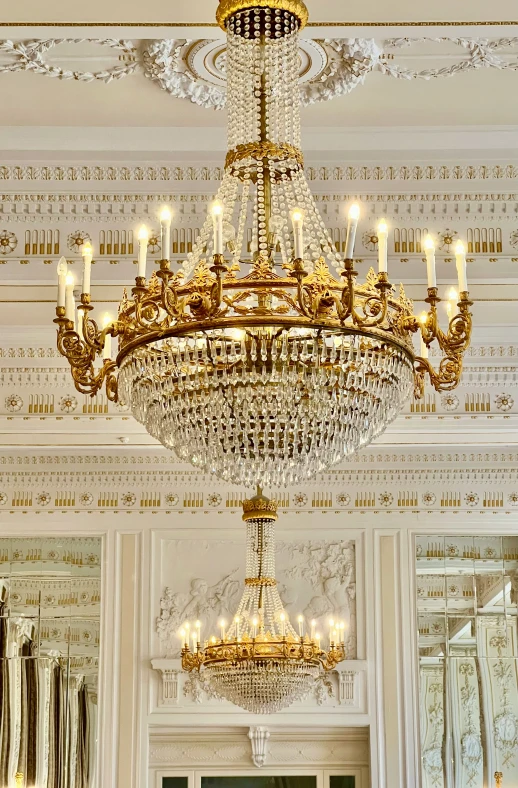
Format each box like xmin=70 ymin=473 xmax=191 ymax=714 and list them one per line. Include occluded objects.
xmin=181 ymin=488 xmax=346 ymax=713
xmin=54 ymin=0 xmax=473 ymax=488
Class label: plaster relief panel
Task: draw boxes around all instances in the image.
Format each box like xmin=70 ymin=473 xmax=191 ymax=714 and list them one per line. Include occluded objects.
xmin=153 ymin=534 xmax=362 ymax=713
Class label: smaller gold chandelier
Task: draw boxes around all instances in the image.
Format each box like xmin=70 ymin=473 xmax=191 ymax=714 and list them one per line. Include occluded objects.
xmin=180 ymin=488 xmax=346 ymax=713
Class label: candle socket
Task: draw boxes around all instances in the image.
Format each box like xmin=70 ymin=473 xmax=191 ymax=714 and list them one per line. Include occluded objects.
xmin=80 ymin=293 xmax=91 ymax=306
xmin=135 ymin=276 xmax=146 ymax=288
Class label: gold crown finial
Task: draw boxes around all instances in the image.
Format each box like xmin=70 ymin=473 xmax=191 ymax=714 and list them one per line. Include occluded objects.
xmin=242 ymin=488 xmax=278 ymax=521
xmin=216 ymin=0 xmax=309 ymax=30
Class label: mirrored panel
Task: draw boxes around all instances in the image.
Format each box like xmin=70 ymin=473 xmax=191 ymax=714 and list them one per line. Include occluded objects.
xmin=416 ymin=534 xmax=518 ymax=787
xmin=0 ymin=537 xmax=101 ymax=788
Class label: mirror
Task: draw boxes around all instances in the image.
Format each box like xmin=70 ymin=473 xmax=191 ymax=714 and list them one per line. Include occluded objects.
xmin=0 ymin=537 xmax=101 ymax=788
xmin=416 ymin=534 xmax=518 ymax=787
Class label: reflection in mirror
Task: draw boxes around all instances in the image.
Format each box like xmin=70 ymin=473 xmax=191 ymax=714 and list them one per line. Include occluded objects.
xmin=0 ymin=537 xmax=101 ymax=788
xmin=416 ymin=534 xmax=518 ymax=786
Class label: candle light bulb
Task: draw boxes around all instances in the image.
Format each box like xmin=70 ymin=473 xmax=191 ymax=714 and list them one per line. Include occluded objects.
xmin=137 ymin=225 xmax=149 ymax=278
xmin=211 ymin=200 xmax=224 ymax=254
xmin=348 ymin=203 xmax=360 ymax=221
xmin=424 ymin=235 xmax=437 ymax=288
xmin=81 ymin=242 xmax=93 ymax=295
xmin=419 ymin=312 xmax=428 ymax=325
xmin=448 ymin=287 xmax=458 ymax=302
xmin=211 ymin=635 xmax=216 ymax=644
xmin=377 ymin=218 xmax=388 ymax=273
xmin=160 ymin=207 xmax=172 ymax=262
xmin=290 ymin=208 xmax=305 ymax=259
xmin=345 ymin=203 xmax=360 ymax=259
xmin=65 ymin=273 xmax=75 ymax=324
xmin=455 ymin=240 xmax=468 ymax=293
xmin=102 ymin=313 xmax=113 ymax=359
xmin=57 ymin=257 xmax=68 ymax=308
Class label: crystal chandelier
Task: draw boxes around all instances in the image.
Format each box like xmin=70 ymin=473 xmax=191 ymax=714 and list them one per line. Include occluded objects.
xmin=180 ymin=488 xmax=346 ymax=713
xmin=53 ymin=0 xmax=473 ymax=488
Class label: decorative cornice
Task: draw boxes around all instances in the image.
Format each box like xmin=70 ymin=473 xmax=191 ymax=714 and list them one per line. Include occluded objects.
xmin=1 ymin=163 xmax=518 ymax=183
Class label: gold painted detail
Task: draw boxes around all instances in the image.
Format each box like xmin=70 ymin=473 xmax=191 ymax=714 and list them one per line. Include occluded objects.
xmin=225 ymin=141 xmax=303 ymax=171
xmin=54 ymin=254 xmax=472 ymax=400
xmin=245 ymin=576 xmax=277 ymax=586
xmin=242 ymin=490 xmax=278 ymax=521
xmin=216 ymin=0 xmax=309 ymax=30
xmin=182 ymin=632 xmax=344 ymax=672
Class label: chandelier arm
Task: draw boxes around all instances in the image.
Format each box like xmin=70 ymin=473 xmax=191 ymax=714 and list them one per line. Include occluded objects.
xmin=420 ymin=288 xmax=473 ymax=356
xmin=415 ymin=353 xmax=465 ymax=393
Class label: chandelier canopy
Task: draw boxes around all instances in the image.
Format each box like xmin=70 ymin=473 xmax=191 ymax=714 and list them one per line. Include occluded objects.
xmin=180 ymin=488 xmax=346 ymax=713
xmin=54 ymin=0 xmax=473 ymax=488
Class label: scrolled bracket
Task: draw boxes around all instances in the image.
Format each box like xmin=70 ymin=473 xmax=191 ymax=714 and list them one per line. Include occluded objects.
xmin=55 ymin=307 xmax=119 ymax=401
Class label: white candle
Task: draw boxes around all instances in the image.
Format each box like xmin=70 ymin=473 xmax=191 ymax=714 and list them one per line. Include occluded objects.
xmin=297 ymin=615 xmax=304 ymax=638
xmin=290 ymin=208 xmax=304 ymax=259
xmin=195 ymin=620 xmax=201 ymax=643
xmin=377 ymin=219 xmax=388 ymax=273
xmin=219 ymin=619 xmax=226 ymax=641
xmin=160 ymin=207 xmax=172 ymax=261
xmin=280 ymin=612 xmax=286 ymax=638
xmin=252 ymin=617 xmax=258 ymax=638
xmin=211 ymin=200 xmax=224 ymax=255
xmin=455 ymin=240 xmax=468 ymax=293
xmin=81 ymin=242 xmax=93 ymax=295
xmin=137 ymin=225 xmax=149 ymax=279
xmin=345 ymin=203 xmax=360 ymax=260
xmin=65 ymin=273 xmax=75 ymax=323
xmin=57 ymin=256 xmax=68 ymax=308
xmin=179 ymin=629 xmax=186 ymax=648
xmin=420 ymin=337 xmax=429 ymax=359
xmin=310 ymin=619 xmax=316 ymax=641
xmin=102 ymin=314 xmax=112 ymax=360
xmin=423 ymin=236 xmax=437 ymax=288
xmin=328 ymin=618 xmax=335 ymax=644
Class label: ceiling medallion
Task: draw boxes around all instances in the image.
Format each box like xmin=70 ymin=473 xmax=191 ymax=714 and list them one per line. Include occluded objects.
xmin=142 ymin=36 xmax=381 ymax=108
xmin=54 ymin=0 xmax=473 ymax=491
xmin=181 ymin=489 xmax=346 ymax=714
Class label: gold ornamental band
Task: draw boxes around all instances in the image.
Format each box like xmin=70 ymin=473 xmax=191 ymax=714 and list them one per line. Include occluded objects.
xmin=245 ymin=577 xmax=277 ymax=586
xmin=216 ymin=0 xmax=309 ymax=30
xmin=225 ymin=141 xmax=304 ymax=171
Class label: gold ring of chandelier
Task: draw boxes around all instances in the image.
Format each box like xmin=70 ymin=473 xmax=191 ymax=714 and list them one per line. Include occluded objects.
xmin=216 ymin=0 xmax=309 ymax=29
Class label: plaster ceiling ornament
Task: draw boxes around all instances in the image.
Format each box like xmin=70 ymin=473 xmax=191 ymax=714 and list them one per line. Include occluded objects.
xmin=59 ymin=395 xmax=77 ymax=413
xmin=180 ymin=489 xmax=346 ymax=714
xmin=381 ymin=37 xmax=518 ymax=80
xmin=142 ymin=37 xmax=381 ymax=109
xmin=67 ymin=230 xmax=91 ymax=254
xmin=441 ymin=393 xmax=459 ymax=411
xmin=0 ymin=38 xmax=137 ymax=83
xmin=0 ymin=230 xmax=17 ymax=255
xmin=5 ymin=394 xmax=23 ymax=412
xmin=495 ymin=393 xmax=514 ymax=411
